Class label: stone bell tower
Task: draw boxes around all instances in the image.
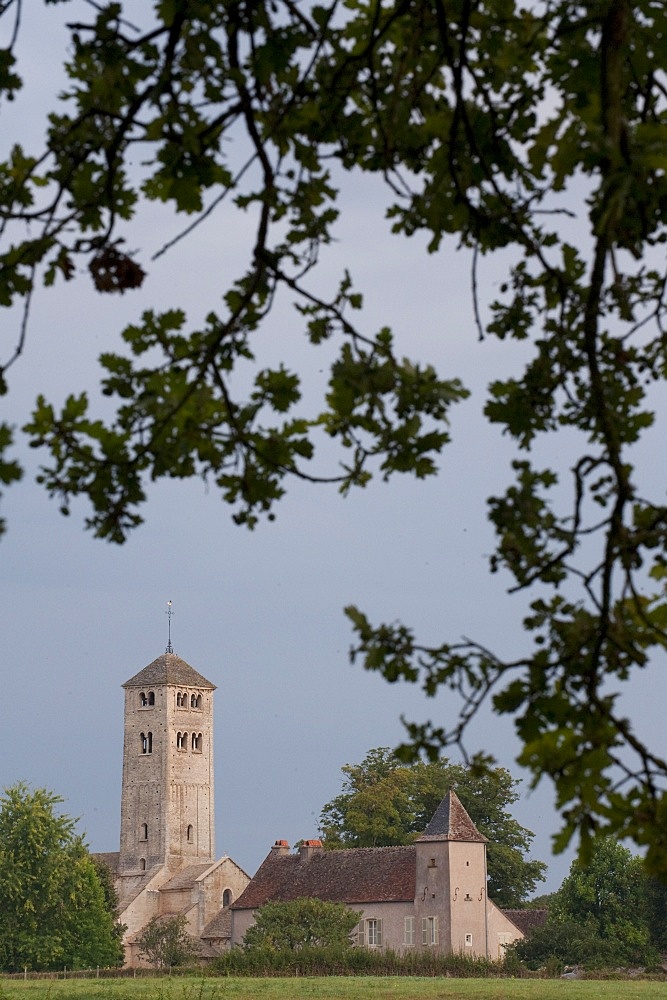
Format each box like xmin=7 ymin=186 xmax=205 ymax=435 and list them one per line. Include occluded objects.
xmin=118 ymin=650 xmax=216 ymax=876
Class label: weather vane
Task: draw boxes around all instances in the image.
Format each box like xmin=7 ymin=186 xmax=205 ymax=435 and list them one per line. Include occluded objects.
xmin=166 ymin=600 xmax=174 ymax=653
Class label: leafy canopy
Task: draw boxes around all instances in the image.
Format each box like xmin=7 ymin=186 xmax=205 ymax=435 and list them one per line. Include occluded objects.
xmin=0 ymin=783 xmax=124 ymax=972
xmin=516 ymin=838 xmax=661 ymax=969
xmin=136 ymin=914 xmax=200 ymax=969
xmin=319 ymin=747 xmax=546 ymax=907
xmin=1 ymin=1 xmax=667 ymax=871
xmin=242 ymin=897 xmax=361 ymax=952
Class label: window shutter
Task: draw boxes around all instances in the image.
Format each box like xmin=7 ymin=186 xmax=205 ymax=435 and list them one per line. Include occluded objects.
xmin=422 ymin=917 xmax=428 ymax=945
xmin=377 ymin=919 xmax=383 ymax=948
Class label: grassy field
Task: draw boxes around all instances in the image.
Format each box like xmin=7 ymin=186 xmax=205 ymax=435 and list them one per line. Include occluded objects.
xmin=1 ymin=978 xmax=666 ymax=1000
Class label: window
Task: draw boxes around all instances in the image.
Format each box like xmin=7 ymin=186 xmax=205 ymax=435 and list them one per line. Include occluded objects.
xmin=366 ymin=918 xmax=382 ymax=947
xmin=192 ymin=732 xmax=202 ymax=752
xmin=140 ymin=691 xmax=154 ymax=707
xmin=190 ymin=693 xmax=202 ymax=709
xmin=422 ymin=916 xmax=438 ymax=946
xmin=147 ymin=691 xmax=155 ymax=705
xmin=404 ymin=916 xmax=415 ymax=946
xmin=140 ymin=858 xmax=146 ymax=871
xmin=140 ymin=823 xmax=148 ymax=841
xmin=187 ymin=824 xmax=194 ymax=842
xmin=223 ymin=889 xmax=233 ymax=907
xmin=141 ymin=731 xmax=152 ymax=754
xmin=465 ymin=933 xmax=473 ymax=947
xmin=177 ymin=731 xmax=187 ymax=750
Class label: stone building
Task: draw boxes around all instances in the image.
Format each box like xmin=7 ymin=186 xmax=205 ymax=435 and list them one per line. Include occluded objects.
xmin=230 ymin=791 xmax=524 ymax=959
xmin=96 ymin=650 xmax=525 ymax=964
xmin=93 ymin=651 xmax=249 ymax=965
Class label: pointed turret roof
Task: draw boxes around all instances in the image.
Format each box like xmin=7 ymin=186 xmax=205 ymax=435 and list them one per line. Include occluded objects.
xmin=416 ymin=789 xmax=487 ymax=843
xmin=122 ymin=652 xmax=216 ymax=690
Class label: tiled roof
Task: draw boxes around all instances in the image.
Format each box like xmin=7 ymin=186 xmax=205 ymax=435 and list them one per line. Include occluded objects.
xmin=502 ymin=908 xmax=549 ymax=935
xmin=91 ymin=851 xmax=120 ymax=874
xmin=123 ymin=653 xmax=216 ymax=690
xmin=158 ymin=863 xmax=215 ymax=891
xmin=232 ymin=845 xmax=416 ymax=910
xmin=417 ymin=790 xmax=487 ymax=843
xmin=201 ymin=909 xmax=232 ymax=939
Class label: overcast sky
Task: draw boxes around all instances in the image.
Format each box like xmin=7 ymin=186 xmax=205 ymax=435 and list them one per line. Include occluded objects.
xmin=2 ymin=3 xmax=665 ymax=896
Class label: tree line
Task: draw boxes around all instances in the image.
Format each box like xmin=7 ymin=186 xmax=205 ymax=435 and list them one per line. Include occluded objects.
xmin=3 ymin=749 xmax=665 ymax=973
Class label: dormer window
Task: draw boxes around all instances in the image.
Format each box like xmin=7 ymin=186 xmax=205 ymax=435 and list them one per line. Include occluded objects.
xmin=141 ymin=731 xmax=153 ymax=754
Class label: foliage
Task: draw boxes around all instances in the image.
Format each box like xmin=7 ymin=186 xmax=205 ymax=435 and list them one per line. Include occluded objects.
xmin=1 ymin=2 xmax=667 ymax=869
xmin=136 ymin=915 xmax=200 ymax=970
xmin=319 ymin=748 xmax=545 ymax=906
xmin=242 ymin=898 xmax=360 ymax=952
xmin=216 ymin=942 xmax=498 ymax=977
xmin=515 ymin=839 xmax=659 ymax=969
xmin=91 ymin=856 xmax=127 ymax=957
xmin=0 ymin=783 xmax=124 ymax=971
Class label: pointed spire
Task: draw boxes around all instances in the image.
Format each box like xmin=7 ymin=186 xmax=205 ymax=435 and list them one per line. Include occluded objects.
xmin=417 ymin=789 xmax=488 ymax=843
xmin=166 ymin=600 xmax=174 ymax=653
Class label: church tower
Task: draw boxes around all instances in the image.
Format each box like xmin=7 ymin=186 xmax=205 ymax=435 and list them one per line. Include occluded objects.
xmin=118 ymin=651 xmax=216 ymax=875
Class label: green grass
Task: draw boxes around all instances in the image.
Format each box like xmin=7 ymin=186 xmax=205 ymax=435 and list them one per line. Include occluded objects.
xmin=1 ymin=978 xmax=666 ymax=1000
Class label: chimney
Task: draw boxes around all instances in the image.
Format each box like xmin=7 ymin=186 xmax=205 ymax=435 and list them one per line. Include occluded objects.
xmin=299 ymin=839 xmax=323 ymax=862
xmin=271 ymin=839 xmax=290 ymax=856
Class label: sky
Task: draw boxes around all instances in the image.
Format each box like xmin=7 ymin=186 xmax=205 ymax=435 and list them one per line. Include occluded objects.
xmin=1 ymin=2 xmax=665 ymax=897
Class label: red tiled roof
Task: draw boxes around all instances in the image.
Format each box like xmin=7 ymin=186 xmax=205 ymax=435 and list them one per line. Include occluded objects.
xmin=502 ymin=908 xmax=549 ymax=934
xmin=233 ymin=845 xmax=416 ymax=910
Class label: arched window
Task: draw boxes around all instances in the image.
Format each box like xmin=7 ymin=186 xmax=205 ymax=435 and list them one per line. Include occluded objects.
xmin=140 ymin=858 xmax=146 ymax=871
xmin=192 ymin=732 xmax=202 ymax=752
xmin=223 ymin=889 xmax=233 ymax=907
xmin=177 ymin=731 xmax=187 ymax=750
xmin=190 ymin=693 xmax=197 ymax=708
xmin=177 ymin=692 xmax=186 ymax=707
xmin=140 ymin=823 xmax=148 ymax=840
xmin=140 ymin=691 xmax=148 ymax=707
xmin=141 ymin=731 xmax=152 ymax=754
xmin=187 ymin=824 xmax=194 ymax=843
xmin=195 ymin=694 xmax=202 ymax=709
xmin=147 ymin=691 xmax=155 ymax=705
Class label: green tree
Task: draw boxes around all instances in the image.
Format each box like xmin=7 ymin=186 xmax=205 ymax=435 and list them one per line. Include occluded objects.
xmin=0 ymin=783 xmax=124 ymax=971
xmin=552 ymin=838 xmax=654 ymax=960
xmin=136 ymin=914 xmax=200 ymax=970
xmin=243 ymin=898 xmax=361 ymax=952
xmin=516 ymin=838 xmax=659 ymax=969
xmin=1 ymin=2 xmax=667 ymax=871
xmin=319 ymin=748 xmax=546 ymax=906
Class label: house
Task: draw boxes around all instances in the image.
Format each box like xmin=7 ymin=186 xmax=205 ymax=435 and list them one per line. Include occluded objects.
xmin=230 ymin=791 xmax=524 ymax=958
xmin=92 ymin=650 xmax=250 ymax=965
